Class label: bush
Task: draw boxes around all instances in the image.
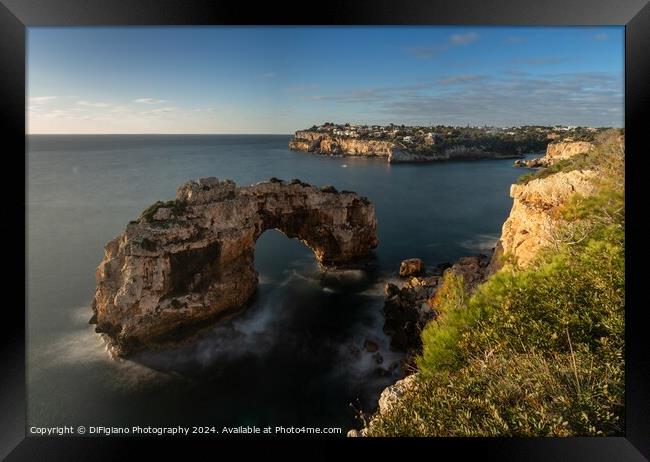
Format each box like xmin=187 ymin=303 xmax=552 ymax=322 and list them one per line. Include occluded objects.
xmin=368 ymin=348 xmax=623 ymax=436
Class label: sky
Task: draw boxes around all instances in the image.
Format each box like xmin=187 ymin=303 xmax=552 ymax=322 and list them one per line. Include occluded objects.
xmin=27 ymin=26 xmax=624 ymax=134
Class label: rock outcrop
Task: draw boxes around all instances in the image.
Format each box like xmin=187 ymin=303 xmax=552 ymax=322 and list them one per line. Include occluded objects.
xmin=383 ymin=275 xmax=439 ymax=352
xmin=349 ymin=373 xmax=420 ymax=436
xmin=91 ymin=177 xmax=378 ymax=357
xmin=497 ymin=170 xmax=597 ymax=267
xmin=545 ymin=141 xmax=594 ymax=162
xmin=399 ymin=258 xmax=424 ymax=277
xmin=382 ymin=255 xmax=491 ymax=355
xmin=515 ymin=141 xmax=594 ymax=168
xmin=289 ymin=131 xmax=524 ymax=164
xmin=289 ymin=130 xmax=395 ymax=157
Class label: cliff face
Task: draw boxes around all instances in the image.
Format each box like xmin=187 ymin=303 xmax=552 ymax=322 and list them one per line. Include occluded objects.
xmin=92 ymin=177 xmax=378 ymax=357
xmin=289 ymin=131 xmax=523 ymax=163
xmin=289 ymin=130 xmax=394 ymax=157
xmin=515 ymin=141 xmax=594 ymax=168
xmin=546 ymin=141 xmax=594 ymax=161
xmin=498 ymin=170 xmax=597 ymax=267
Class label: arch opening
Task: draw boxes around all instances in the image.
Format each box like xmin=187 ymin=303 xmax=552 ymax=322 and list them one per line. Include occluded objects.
xmin=92 ymin=178 xmax=378 ymax=357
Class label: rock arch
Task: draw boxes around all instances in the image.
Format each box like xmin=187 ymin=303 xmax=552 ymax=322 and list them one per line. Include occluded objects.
xmin=91 ymin=177 xmax=378 ymax=357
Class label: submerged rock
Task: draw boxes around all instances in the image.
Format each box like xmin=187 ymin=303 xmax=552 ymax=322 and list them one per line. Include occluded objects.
xmin=92 ymin=178 xmax=378 ymax=357
xmin=364 ymin=339 xmax=379 ymax=353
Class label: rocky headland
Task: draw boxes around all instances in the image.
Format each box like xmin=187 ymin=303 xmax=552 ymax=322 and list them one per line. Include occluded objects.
xmin=353 ymin=139 xmax=607 ymax=435
xmin=287 ymin=123 xmax=570 ymax=164
xmin=290 ymin=129 xmax=532 ymax=164
xmin=91 ymin=177 xmax=378 ymax=357
xmin=514 ymin=140 xmax=594 ymax=168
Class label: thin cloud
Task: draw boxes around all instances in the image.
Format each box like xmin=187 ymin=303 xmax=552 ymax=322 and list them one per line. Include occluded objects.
xmin=594 ymin=33 xmax=609 ymax=41
xmin=438 ymin=74 xmax=487 ymax=85
xmin=134 ymin=98 xmax=168 ymax=104
xmin=109 ymin=105 xmax=133 ymax=113
xmin=506 ymin=36 xmax=526 ymax=44
xmin=285 ymin=83 xmax=319 ymax=93
xmin=406 ymin=31 xmax=480 ymax=59
xmin=304 ymin=71 xmax=622 ymax=127
xmin=29 ymin=96 xmax=58 ymax=103
xmin=77 ymin=100 xmax=111 ymax=108
xmin=140 ymin=106 xmax=179 ymax=115
xmin=511 ymin=57 xmax=564 ymax=65
xmin=261 ymin=72 xmax=276 ymax=79
xmin=449 ymin=32 xmax=480 ymax=46
xmin=380 ymin=72 xmax=622 ymax=127
xmin=404 ymin=45 xmax=446 ymax=59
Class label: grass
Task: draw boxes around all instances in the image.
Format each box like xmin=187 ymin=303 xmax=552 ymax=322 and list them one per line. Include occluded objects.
xmin=516 ymin=128 xmax=623 ymax=185
xmin=366 ymin=129 xmax=625 ymax=437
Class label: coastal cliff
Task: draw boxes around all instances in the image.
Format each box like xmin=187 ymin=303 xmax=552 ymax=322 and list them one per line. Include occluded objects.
xmin=289 ymin=126 xmax=543 ymax=163
xmin=365 ymin=168 xmax=599 ymax=415
xmin=498 ymin=170 xmax=596 ymax=266
xmin=289 ymin=130 xmax=395 ymax=157
xmin=91 ymin=177 xmax=378 ymax=357
xmin=356 ymin=130 xmax=625 ymax=437
xmin=515 ymin=140 xmax=594 ymax=168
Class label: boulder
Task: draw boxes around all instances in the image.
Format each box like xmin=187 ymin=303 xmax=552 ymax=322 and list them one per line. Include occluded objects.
xmin=399 ymin=258 xmax=424 ymax=277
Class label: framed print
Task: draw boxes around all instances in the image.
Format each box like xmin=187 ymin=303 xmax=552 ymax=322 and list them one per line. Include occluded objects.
xmin=2 ymin=0 xmax=649 ymax=459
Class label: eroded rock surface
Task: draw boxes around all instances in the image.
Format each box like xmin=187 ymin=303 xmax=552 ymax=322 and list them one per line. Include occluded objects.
xmin=515 ymin=141 xmax=594 ymax=168
xmin=399 ymin=258 xmax=424 ymax=277
xmin=290 ymin=131 xmax=525 ymax=164
xmin=92 ymin=177 xmax=378 ymax=357
xmin=498 ymin=170 xmax=596 ymax=267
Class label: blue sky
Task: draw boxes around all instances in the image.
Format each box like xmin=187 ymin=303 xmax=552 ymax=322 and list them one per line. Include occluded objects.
xmin=27 ymin=26 xmax=624 ymax=134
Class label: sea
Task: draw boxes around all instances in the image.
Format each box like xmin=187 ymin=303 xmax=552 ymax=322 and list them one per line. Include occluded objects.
xmin=26 ymin=134 xmax=534 ymax=432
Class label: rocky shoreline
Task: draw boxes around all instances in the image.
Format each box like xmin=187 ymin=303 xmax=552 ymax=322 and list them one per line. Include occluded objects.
xmin=289 ymin=123 xmax=552 ymax=164
xmin=289 ymin=130 xmax=527 ymax=164
xmin=514 ymin=140 xmax=594 ymax=168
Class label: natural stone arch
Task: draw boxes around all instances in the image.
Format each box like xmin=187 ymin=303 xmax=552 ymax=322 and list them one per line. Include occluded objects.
xmin=91 ymin=177 xmax=378 ymax=357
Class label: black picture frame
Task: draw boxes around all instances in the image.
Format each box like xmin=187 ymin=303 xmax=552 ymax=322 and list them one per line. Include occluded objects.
xmin=2 ymin=0 xmax=648 ymax=459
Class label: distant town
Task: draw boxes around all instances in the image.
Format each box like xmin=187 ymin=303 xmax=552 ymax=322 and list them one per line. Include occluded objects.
xmin=290 ymin=123 xmax=610 ymax=163
xmin=305 ymin=122 xmax=605 ymax=146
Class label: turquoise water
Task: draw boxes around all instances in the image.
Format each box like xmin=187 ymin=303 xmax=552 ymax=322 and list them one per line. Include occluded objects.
xmin=27 ymin=134 xmax=530 ymax=431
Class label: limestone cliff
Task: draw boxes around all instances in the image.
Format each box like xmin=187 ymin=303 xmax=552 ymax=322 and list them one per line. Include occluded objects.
xmin=515 ymin=140 xmax=594 ymax=168
xmin=290 ymin=130 xmax=524 ymax=164
xmin=91 ymin=177 xmax=378 ymax=357
xmin=289 ymin=130 xmax=395 ymax=157
xmin=497 ymin=170 xmax=597 ymax=267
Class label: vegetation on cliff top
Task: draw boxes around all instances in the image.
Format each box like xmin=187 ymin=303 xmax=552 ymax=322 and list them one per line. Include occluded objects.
xmin=139 ymin=199 xmax=188 ymax=222
xmin=367 ymin=129 xmax=624 ymax=436
xmin=516 ymin=128 xmax=624 ymax=185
